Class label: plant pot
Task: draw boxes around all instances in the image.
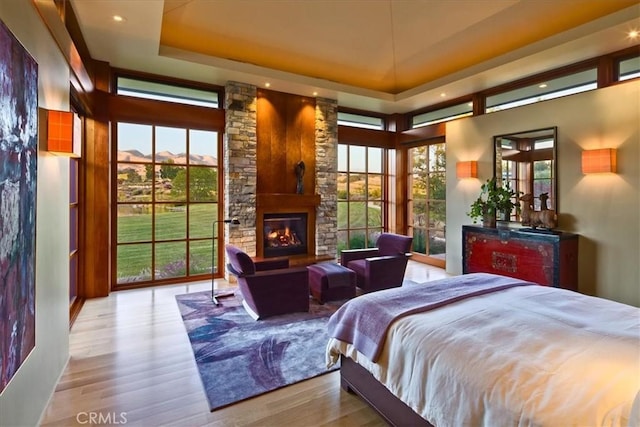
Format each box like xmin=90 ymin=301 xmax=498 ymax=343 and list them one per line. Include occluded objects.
xmin=482 ymin=214 xmax=496 ymax=228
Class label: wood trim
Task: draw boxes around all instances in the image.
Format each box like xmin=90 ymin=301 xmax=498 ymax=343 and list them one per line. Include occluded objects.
xmin=83 ymin=114 xmax=110 ymax=297
xmin=397 ymin=124 xmax=446 ymax=145
xmin=386 ymin=113 xmax=409 ymax=133
xmin=83 ymin=62 xmax=111 ymax=298
xmin=393 ymin=145 xmax=408 ymax=234
xmin=33 ymin=0 xmax=93 ymax=94
xmin=471 ymin=93 xmax=485 ymax=116
xmin=598 ymin=55 xmax=615 ymax=88
xmin=69 ymin=297 xmax=84 ymax=328
xmin=256 ymin=194 xmax=321 ymax=208
xmin=410 ymin=253 xmax=446 ymax=269
xmin=108 ymin=94 xmax=225 ymax=130
xmin=111 ymin=67 xmax=224 ymax=94
xmin=338 ymin=125 xmax=395 ymax=148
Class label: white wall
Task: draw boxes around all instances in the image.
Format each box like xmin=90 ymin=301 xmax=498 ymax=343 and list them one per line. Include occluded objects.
xmin=0 ymin=2 xmax=71 ymax=426
xmin=446 ymin=80 xmax=640 ymax=307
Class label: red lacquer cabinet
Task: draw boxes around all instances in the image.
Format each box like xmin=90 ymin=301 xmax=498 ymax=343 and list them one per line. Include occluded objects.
xmin=462 ymin=225 xmax=579 ymax=291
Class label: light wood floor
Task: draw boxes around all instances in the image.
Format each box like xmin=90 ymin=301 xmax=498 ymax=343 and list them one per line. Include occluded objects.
xmin=40 ymin=261 xmax=449 ymax=427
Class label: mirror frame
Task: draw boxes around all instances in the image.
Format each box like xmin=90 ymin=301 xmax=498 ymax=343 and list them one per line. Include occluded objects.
xmin=493 ymin=126 xmax=558 ymax=221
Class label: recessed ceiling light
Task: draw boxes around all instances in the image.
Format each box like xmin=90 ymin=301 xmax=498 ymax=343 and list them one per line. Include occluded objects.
xmin=539 ymin=83 xmax=548 ymax=88
xmin=265 ymin=82 xmax=271 ymax=88
xmin=628 ymin=29 xmax=639 ymax=39
xmin=312 ymin=91 xmax=318 ymax=96
xmin=440 ymin=93 xmax=446 ymax=97
xmin=113 ymin=15 xmax=126 ymax=23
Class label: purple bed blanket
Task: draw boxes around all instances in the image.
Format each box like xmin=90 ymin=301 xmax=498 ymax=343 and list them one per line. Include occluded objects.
xmin=327 ymin=273 xmax=535 ymax=362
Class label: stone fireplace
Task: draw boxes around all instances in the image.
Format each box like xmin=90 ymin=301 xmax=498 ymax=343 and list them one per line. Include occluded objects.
xmin=223 ymin=82 xmax=338 ymax=268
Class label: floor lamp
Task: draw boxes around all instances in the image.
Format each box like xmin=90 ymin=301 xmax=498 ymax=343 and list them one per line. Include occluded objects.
xmin=212 ymin=217 xmax=240 ymax=305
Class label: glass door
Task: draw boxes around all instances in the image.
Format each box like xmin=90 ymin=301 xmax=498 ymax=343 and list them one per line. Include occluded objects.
xmin=408 ymin=143 xmax=446 ymax=267
xmin=114 ymin=122 xmax=221 ymax=287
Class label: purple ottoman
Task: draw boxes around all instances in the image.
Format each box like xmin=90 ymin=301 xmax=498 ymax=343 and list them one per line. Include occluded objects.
xmin=307 ymin=262 xmax=356 ymax=304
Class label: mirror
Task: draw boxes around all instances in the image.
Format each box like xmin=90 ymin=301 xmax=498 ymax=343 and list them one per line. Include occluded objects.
xmin=494 ymin=127 xmax=557 ymax=221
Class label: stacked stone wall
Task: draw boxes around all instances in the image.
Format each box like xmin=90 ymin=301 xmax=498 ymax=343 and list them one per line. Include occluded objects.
xmin=314 ymin=98 xmax=339 ymax=257
xmin=224 ymin=82 xmax=257 ymax=255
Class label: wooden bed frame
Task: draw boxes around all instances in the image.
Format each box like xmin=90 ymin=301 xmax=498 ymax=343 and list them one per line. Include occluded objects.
xmin=340 ymin=355 xmax=433 ymax=427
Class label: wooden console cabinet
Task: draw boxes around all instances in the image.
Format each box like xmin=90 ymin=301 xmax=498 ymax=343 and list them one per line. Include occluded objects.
xmin=462 ymin=225 xmax=579 ymax=290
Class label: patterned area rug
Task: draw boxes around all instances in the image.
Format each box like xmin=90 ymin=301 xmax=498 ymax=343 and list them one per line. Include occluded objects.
xmin=175 ymin=290 xmax=344 ymax=411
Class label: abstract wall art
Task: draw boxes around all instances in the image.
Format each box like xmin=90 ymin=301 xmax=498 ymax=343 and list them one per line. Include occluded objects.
xmin=0 ymin=18 xmax=38 ymax=394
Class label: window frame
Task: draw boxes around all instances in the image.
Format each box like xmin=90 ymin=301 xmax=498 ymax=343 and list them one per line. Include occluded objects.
xmin=336 ymin=143 xmax=388 ymax=254
xmin=112 ymin=122 xmax=223 ymax=288
xmin=406 ymin=142 xmax=446 ymax=267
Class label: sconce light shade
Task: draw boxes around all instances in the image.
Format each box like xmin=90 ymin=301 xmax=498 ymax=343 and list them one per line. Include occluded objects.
xmin=456 ymin=160 xmax=478 ymax=179
xmin=47 ymin=110 xmax=81 ymax=157
xmin=582 ymin=148 xmax=616 ymax=174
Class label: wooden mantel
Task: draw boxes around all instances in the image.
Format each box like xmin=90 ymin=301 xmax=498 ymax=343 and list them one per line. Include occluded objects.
xmin=257 ymin=193 xmax=321 ymax=208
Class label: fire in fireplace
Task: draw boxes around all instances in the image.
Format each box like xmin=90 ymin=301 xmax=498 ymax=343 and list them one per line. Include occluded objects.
xmin=263 ymin=213 xmax=307 ymax=257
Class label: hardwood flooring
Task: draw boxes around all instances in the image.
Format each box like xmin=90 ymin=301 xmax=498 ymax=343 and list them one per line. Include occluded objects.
xmin=40 ymin=261 xmax=449 ymax=427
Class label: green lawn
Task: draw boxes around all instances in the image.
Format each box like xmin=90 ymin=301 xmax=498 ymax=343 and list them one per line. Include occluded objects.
xmin=116 ymin=203 xmax=218 ymax=282
xmin=117 ymin=201 xmax=388 ymax=283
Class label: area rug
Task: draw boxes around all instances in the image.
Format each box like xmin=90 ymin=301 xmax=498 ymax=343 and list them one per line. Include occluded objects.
xmin=175 ymin=290 xmax=344 ymax=411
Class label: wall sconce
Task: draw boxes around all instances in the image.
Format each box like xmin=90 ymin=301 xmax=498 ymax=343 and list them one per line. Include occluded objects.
xmin=582 ymin=148 xmax=617 ymax=174
xmin=456 ymin=161 xmax=478 ymax=179
xmin=47 ymin=110 xmax=81 ymax=157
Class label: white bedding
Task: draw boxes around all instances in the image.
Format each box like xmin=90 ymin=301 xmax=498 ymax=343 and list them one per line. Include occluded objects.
xmin=327 ymin=284 xmax=640 ymax=427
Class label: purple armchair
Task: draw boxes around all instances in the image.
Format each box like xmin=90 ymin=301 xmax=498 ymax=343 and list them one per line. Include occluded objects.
xmin=225 ymin=245 xmax=310 ymax=320
xmin=340 ymin=233 xmax=413 ymax=293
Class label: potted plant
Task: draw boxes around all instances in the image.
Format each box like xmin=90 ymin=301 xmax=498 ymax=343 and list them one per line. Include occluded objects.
xmin=468 ymin=177 xmax=517 ymax=227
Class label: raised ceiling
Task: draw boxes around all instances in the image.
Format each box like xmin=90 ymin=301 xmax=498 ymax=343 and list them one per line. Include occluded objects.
xmin=70 ymin=0 xmax=639 ymax=113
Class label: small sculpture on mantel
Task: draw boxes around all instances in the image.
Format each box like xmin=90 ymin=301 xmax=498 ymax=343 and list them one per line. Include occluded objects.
xmin=295 ymin=160 xmax=305 ymax=194
xmin=519 ymin=193 xmax=557 ymax=229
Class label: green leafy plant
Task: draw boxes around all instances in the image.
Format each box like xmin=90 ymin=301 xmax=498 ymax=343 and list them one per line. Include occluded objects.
xmin=468 ymin=177 xmax=518 ymax=224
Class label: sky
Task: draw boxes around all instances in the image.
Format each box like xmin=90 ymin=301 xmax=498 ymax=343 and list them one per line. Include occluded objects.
xmin=117 ymin=122 xmax=217 ymax=158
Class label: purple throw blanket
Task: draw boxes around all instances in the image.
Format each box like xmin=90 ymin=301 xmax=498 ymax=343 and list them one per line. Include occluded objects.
xmin=327 ymin=273 xmax=535 ymax=362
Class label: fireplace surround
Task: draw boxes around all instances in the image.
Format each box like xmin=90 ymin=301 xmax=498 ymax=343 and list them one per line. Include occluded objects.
xmin=256 ymin=193 xmax=321 ymax=258
xmin=224 ymin=83 xmax=338 ymax=263
xmin=263 ymin=213 xmax=308 ymax=257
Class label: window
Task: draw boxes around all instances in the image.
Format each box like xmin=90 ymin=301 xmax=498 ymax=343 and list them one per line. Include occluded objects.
xmin=408 ymin=143 xmax=446 ymax=263
xmin=486 ymin=68 xmax=597 ymax=113
xmin=412 ymin=102 xmax=473 ymax=127
xmin=337 ymin=144 xmax=385 ymax=254
xmin=116 ymin=77 xmax=219 ymax=108
xmin=618 ymin=55 xmax=640 ymax=81
xmin=115 ymin=123 xmax=220 ymax=285
xmin=337 ymin=112 xmax=384 ymax=130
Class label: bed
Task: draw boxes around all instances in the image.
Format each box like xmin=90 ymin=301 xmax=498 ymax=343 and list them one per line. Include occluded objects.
xmin=326 ymin=273 xmax=640 ymax=426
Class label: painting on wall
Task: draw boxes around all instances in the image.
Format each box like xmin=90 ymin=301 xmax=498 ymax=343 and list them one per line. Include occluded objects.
xmin=0 ymin=18 xmax=38 ymax=394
